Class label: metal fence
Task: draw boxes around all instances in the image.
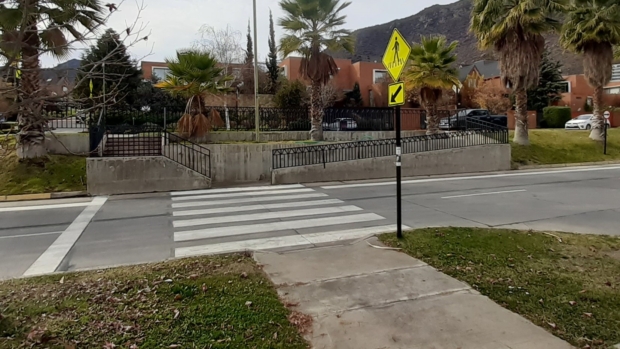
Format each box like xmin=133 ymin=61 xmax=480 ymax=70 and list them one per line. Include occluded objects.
xmin=47 ymin=106 xmax=462 ymax=132
xmin=163 ymin=131 xmax=211 ymax=178
xmin=272 ymin=117 xmax=508 ymax=169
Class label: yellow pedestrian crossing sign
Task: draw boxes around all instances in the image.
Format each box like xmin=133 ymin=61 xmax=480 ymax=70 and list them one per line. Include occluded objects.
xmin=382 ymin=28 xmax=411 ymax=82
xmin=388 ymin=82 xmax=405 ymax=107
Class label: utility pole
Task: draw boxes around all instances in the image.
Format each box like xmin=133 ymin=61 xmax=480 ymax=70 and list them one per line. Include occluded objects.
xmin=253 ymin=0 xmax=260 ymax=140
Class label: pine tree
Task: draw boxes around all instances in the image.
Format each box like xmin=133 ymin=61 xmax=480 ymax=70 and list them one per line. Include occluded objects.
xmin=345 ymin=82 xmax=363 ymax=107
xmin=527 ymin=50 xmax=566 ymax=113
xmin=245 ymin=21 xmax=254 ymax=65
xmin=73 ymin=29 xmax=142 ymax=109
xmin=265 ymin=10 xmax=280 ymax=94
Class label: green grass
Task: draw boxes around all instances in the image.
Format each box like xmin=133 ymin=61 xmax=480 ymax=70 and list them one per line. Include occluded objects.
xmin=381 ymin=228 xmax=620 ymax=349
xmin=0 ymin=255 xmax=309 ymax=349
xmin=0 ymin=139 xmax=86 ymax=195
xmin=511 ymin=129 xmax=620 ymax=166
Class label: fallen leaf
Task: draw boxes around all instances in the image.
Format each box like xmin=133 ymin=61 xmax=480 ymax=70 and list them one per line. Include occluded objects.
xmin=582 ymin=345 xmax=591 ymax=349
xmin=273 ymin=332 xmax=278 ymax=339
xmin=241 ymin=272 xmax=248 ymax=279
xmin=579 ymin=289 xmax=587 ymax=294
xmin=189 ymin=274 xmax=198 ymax=280
xmin=539 ymin=299 xmax=544 ymax=305
xmin=202 ymin=284 xmax=208 ymax=292
xmin=59 ymin=276 xmax=64 ymax=284
xmin=583 ymin=313 xmax=593 ymax=318
xmin=605 ymin=281 xmax=612 ymax=287
xmin=547 ymin=322 xmax=557 ymax=329
xmin=173 ymin=309 xmax=180 ymax=319
xmin=103 ymin=342 xmax=116 ymax=349
xmin=174 ymin=294 xmax=182 ymax=301
xmin=245 ymin=301 xmax=253 ymax=307
xmin=164 ymin=279 xmax=173 ymax=283
xmin=569 ymin=301 xmax=577 ymax=306
xmin=169 ymin=345 xmax=179 ymax=348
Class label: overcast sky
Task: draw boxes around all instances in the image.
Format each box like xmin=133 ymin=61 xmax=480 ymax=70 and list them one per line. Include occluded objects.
xmin=42 ymin=0 xmax=457 ymax=68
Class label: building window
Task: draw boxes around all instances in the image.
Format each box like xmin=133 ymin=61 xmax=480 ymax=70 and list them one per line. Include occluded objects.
xmin=231 ymin=68 xmax=242 ymax=79
xmin=468 ymin=78 xmax=477 ymax=88
xmin=373 ymin=70 xmax=388 ymax=84
xmin=606 ymin=87 xmax=620 ymax=95
xmin=152 ymin=67 xmax=171 ymax=80
xmin=612 ymin=64 xmax=620 ymax=82
xmin=281 ymin=66 xmax=288 ymax=77
xmin=558 ymin=81 xmax=570 ymax=93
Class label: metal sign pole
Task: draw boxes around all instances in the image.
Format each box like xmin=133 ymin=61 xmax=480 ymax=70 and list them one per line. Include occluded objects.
xmin=395 ymin=105 xmax=403 ymax=239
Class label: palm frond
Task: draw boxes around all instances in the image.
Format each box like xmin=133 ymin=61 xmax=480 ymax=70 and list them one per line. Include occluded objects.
xmin=404 ymin=35 xmax=460 ymax=101
xmin=278 ymin=0 xmax=354 ymax=83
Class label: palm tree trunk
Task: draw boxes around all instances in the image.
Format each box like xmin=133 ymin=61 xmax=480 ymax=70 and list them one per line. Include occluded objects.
xmin=513 ymin=88 xmax=529 ymax=146
xmin=17 ymin=17 xmax=47 ymax=159
xmin=425 ymin=100 xmax=439 ymax=135
xmin=589 ymin=85 xmax=605 ymax=141
xmin=309 ymin=81 xmax=324 ymax=141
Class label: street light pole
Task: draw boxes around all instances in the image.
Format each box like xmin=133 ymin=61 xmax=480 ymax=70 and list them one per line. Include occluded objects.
xmin=253 ymin=0 xmax=260 ymax=141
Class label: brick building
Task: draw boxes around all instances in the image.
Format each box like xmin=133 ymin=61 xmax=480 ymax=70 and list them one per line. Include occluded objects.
xmin=279 ymin=57 xmax=392 ymax=107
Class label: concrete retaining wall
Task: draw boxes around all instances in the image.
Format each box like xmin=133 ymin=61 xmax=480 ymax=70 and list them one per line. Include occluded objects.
xmin=272 ymin=144 xmax=511 ymax=185
xmin=87 ymin=156 xmax=211 ymax=195
xmin=45 ymin=132 xmax=90 ymax=155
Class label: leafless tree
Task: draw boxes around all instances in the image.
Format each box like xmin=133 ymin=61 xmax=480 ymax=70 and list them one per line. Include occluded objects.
xmin=0 ymin=0 xmax=152 ymax=159
xmin=193 ymin=24 xmax=244 ymax=130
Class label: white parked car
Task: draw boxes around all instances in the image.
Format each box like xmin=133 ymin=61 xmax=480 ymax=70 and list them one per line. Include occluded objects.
xmin=565 ymin=114 xmax=610 ymax=130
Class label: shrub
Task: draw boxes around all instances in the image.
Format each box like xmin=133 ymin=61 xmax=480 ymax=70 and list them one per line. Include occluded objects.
xmin=274 ymin=80 xmax=309 ymax=109
xmin=542 ymin=107 xmax=572 ymax=128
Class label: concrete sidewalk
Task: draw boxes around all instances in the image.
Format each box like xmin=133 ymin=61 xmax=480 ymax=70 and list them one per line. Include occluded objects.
xmin=255 ymin=237 xmax=574 ymax=349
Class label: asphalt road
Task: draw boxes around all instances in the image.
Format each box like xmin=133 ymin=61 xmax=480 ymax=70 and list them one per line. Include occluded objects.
xmin=1 ymin=164 xmax=619 ymax=280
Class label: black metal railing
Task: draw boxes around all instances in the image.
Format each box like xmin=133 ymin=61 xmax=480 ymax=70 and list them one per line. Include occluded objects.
xmin=163 ymin=131 xmax=211 ymax=178
xmin=88 ymin=112 xmax=212 ymax=179
xmin=272 ymin=117 xmax=508 ymax=169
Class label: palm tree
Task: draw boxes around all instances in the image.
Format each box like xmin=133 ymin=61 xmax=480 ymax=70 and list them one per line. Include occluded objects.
xmin=403 ymin=36 xmax=460 ymax=135
xmin=278 ymin=0 xmax=355 ymax=141
xmin=470 ymin=0 xmax=566 ymax=145
xmin=0 ymin=0 xmax=106 ymax=158
xmin=156 ymin=50 xmax=232 ymax=139
xmin=561 ymin=0 xmax=620 ymax=141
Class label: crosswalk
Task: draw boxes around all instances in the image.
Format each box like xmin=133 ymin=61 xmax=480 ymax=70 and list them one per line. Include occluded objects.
xmin=170 ymin=184 xmax=408 ymax=258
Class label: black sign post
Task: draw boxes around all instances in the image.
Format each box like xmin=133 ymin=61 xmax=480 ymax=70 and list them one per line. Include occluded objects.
xmin=382 ymin=28 xmax=410 ymax=240
xmin=395 ymin=105 xmax=403 ymax=239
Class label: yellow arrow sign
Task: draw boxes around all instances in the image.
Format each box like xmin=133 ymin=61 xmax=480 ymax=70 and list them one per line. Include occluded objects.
xmin=388 ymin=82 xmax=405 ymax=107
xmin=382 ymin=29 xmax=411 ymax=82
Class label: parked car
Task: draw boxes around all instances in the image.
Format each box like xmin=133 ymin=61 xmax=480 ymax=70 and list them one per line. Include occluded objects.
xmin=564 ymin=114 xmax=610 ymax=130
xmin=323 ymin=118 xmax=357 ymax=131
xmin=439 ymin=109 xmax=507 ymax=130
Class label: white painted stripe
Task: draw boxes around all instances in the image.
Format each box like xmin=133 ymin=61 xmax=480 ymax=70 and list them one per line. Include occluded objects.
xmin=173 ymin=205 xmax=362 ymax=228
xmin=321 ymin=165 xmax=620 ymax=189
xmin=23 ymin=197 xmax=107 ymax=277
xmin=171 ymin=184 xmax=304 ymax=196
xmin=0 ymin=202 xmax=90 ymax=213
xmin=171 ymin=193 xmax=328 ymax=209
xmin=173 ymin=199 xmax=344 ymax=217
xmin=175 ymin=224 xmax=409 ymax=257
xmin=174 ymin=213 xmax=385 ymax=242
xmin=171 ymin=188 xmax=315 ymax=201
xmin=0 ymin=231 xmax=62 ymax=240
xmin=441 ymin=189 xmax=527 ymax=199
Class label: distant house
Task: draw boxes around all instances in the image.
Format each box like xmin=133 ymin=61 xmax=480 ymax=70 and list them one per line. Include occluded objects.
xmin=279 ymin=57 xmax=391 ymax=107
xmin=457 ymin=60 xmax=501 ymax=108
xmin=40 ymin=59 xmax=81 ymax=97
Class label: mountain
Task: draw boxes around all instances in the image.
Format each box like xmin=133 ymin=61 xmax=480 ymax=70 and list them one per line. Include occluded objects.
xmin=333 ymin=0 xmax=583 ymax=75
